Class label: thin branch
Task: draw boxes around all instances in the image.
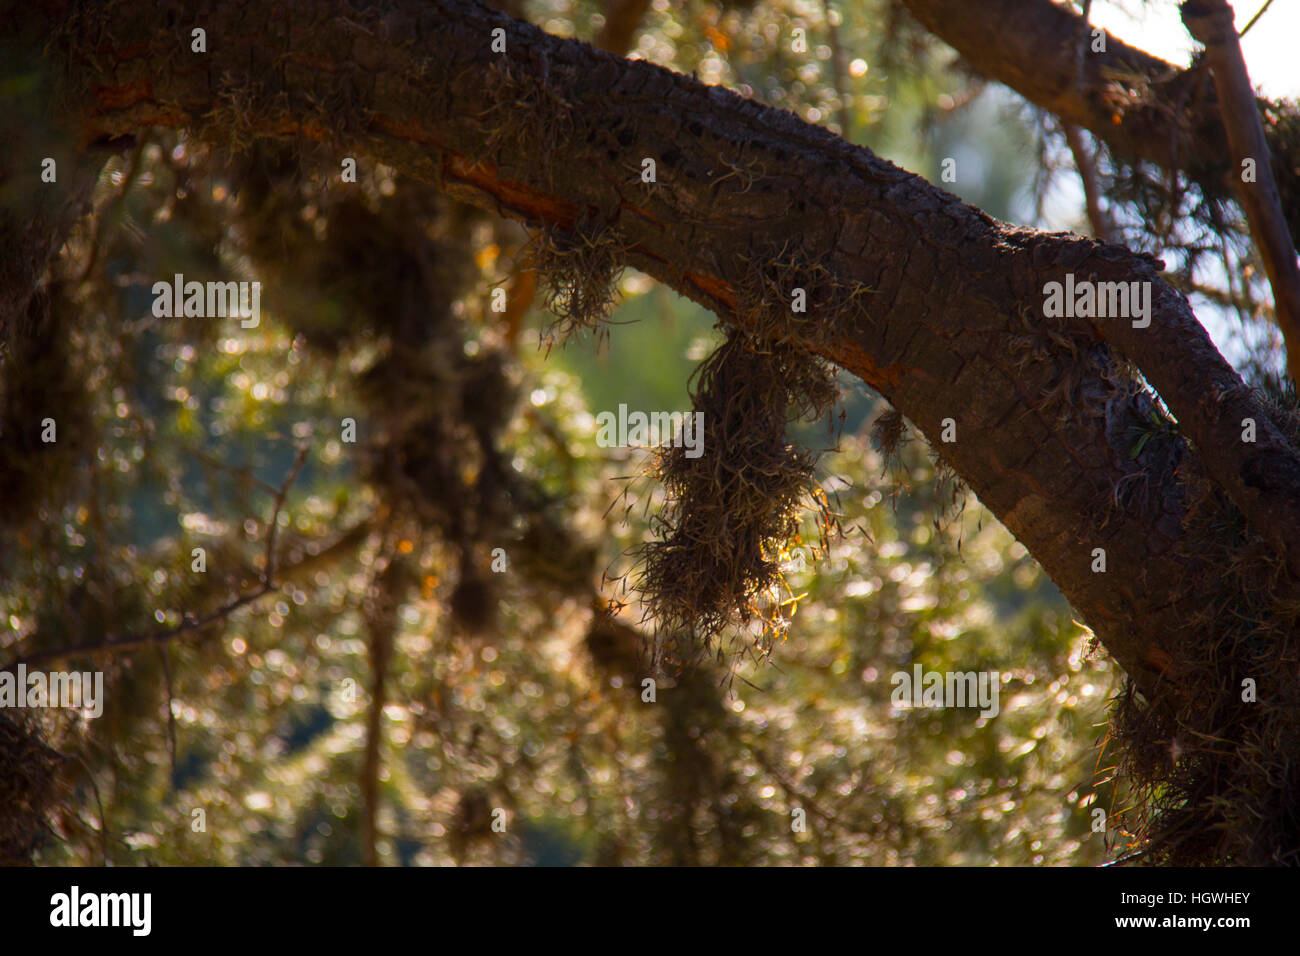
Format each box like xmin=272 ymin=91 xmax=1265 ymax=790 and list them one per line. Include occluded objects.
xmin=159 ymin=643 xmax=178 ymax=786
xmin=1182 ymin=0 xmax=1300 ymax=381
xmin=1066 ymin=1 xmax=1114 ymax=241
xmin=183 ymin=445 xmax=281 ymax=498
xmin=263 ymin=445 xmax=310 ymax=589
xmin=78 ymin=133 xmax=149 ymax=283
xmin=5 ymin=445 xmax=311 ymax=669
xmin=71 ymin=753 xmax=110 ymax=866
xmin=1076 ymin=0 xmax=1094 ymax=92
xmin=10 ymin=578 xmax=274 ymax=669
xmin=1063 ymin=122 xmax=1114 ymax=241
xmin=1238 ymin=0 xmax=1274 ymax=38
xmin=360 ymin=656 xmax=388 ymax=867
xmin=1166 ymin=272 xmax=1270 ymax=318
xmin=742 ymin=733 xmax=845 ymax=828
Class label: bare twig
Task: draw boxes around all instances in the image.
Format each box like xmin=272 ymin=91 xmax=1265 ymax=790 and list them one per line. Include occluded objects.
xmin=183 ymin=445 xmax=281 ymax=498
xmin=1238 ymin=0 xmax=1274 ymax=38
xmin=79 ymin=134 xmax=149 ymax=283
xmin=263 ymin=445 xmax=310 ymax=589
xmin=1166 ymin=271 xmax=1270 ymax=318
xmin=742 ymin=733 xmax=845 ymax=828
xmin=5 ymin=445 xmax=311 ymax=669
xmin=71 ymin=753 xmax=110 ymax=866
xmin=159 ymin=644 xmax=178 ymax=786
xmin=1066 ymin=1 xmax=1115 ymax=241
xmin=9 ymin=577 xmax=275 ymax=669
xmin=1064 ymin=122 xmax=1114 ymax=241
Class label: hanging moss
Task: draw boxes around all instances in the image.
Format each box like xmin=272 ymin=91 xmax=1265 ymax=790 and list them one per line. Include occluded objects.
xmin=635 ymin=330 xmax=839 ymax=664
xmin=528 ymin=218 xmax=629 ymax=344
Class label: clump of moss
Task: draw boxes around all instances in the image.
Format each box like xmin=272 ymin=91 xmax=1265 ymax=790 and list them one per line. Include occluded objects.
xmin=870 ymin=407 xmax=908 ymax=473
xmin=528 ymin=219 xmax=628 ymax=344
xmin=737 ymin=239 xmax=876 ymax=350
xmin=478 ymin=60 xmax=580 ymax=190
xmin=635 ymin=331 xmax=839 ymax=664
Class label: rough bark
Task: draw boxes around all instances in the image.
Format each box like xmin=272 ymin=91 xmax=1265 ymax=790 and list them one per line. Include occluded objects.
xmin=9 ymin=0 xmax=1300 ymax=696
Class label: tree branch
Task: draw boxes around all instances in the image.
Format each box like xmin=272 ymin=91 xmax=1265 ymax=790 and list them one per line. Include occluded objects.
xmin=896 ymin=0 xmax=1300 ymax=246
xmin=1237 ymin=0 xmax=1274 ymax=38
xmin=1063 ymin=122 xmax=1113 ymax=242
xmin=13 ymin=0 xmax=1300 ymax=693
xmin=1181 ymin=0 xmax=1300 ymax=383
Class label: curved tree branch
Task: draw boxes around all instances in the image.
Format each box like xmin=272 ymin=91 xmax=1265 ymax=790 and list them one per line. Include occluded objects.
xmin=10 ymin=0 xmax=1300 ymax=696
